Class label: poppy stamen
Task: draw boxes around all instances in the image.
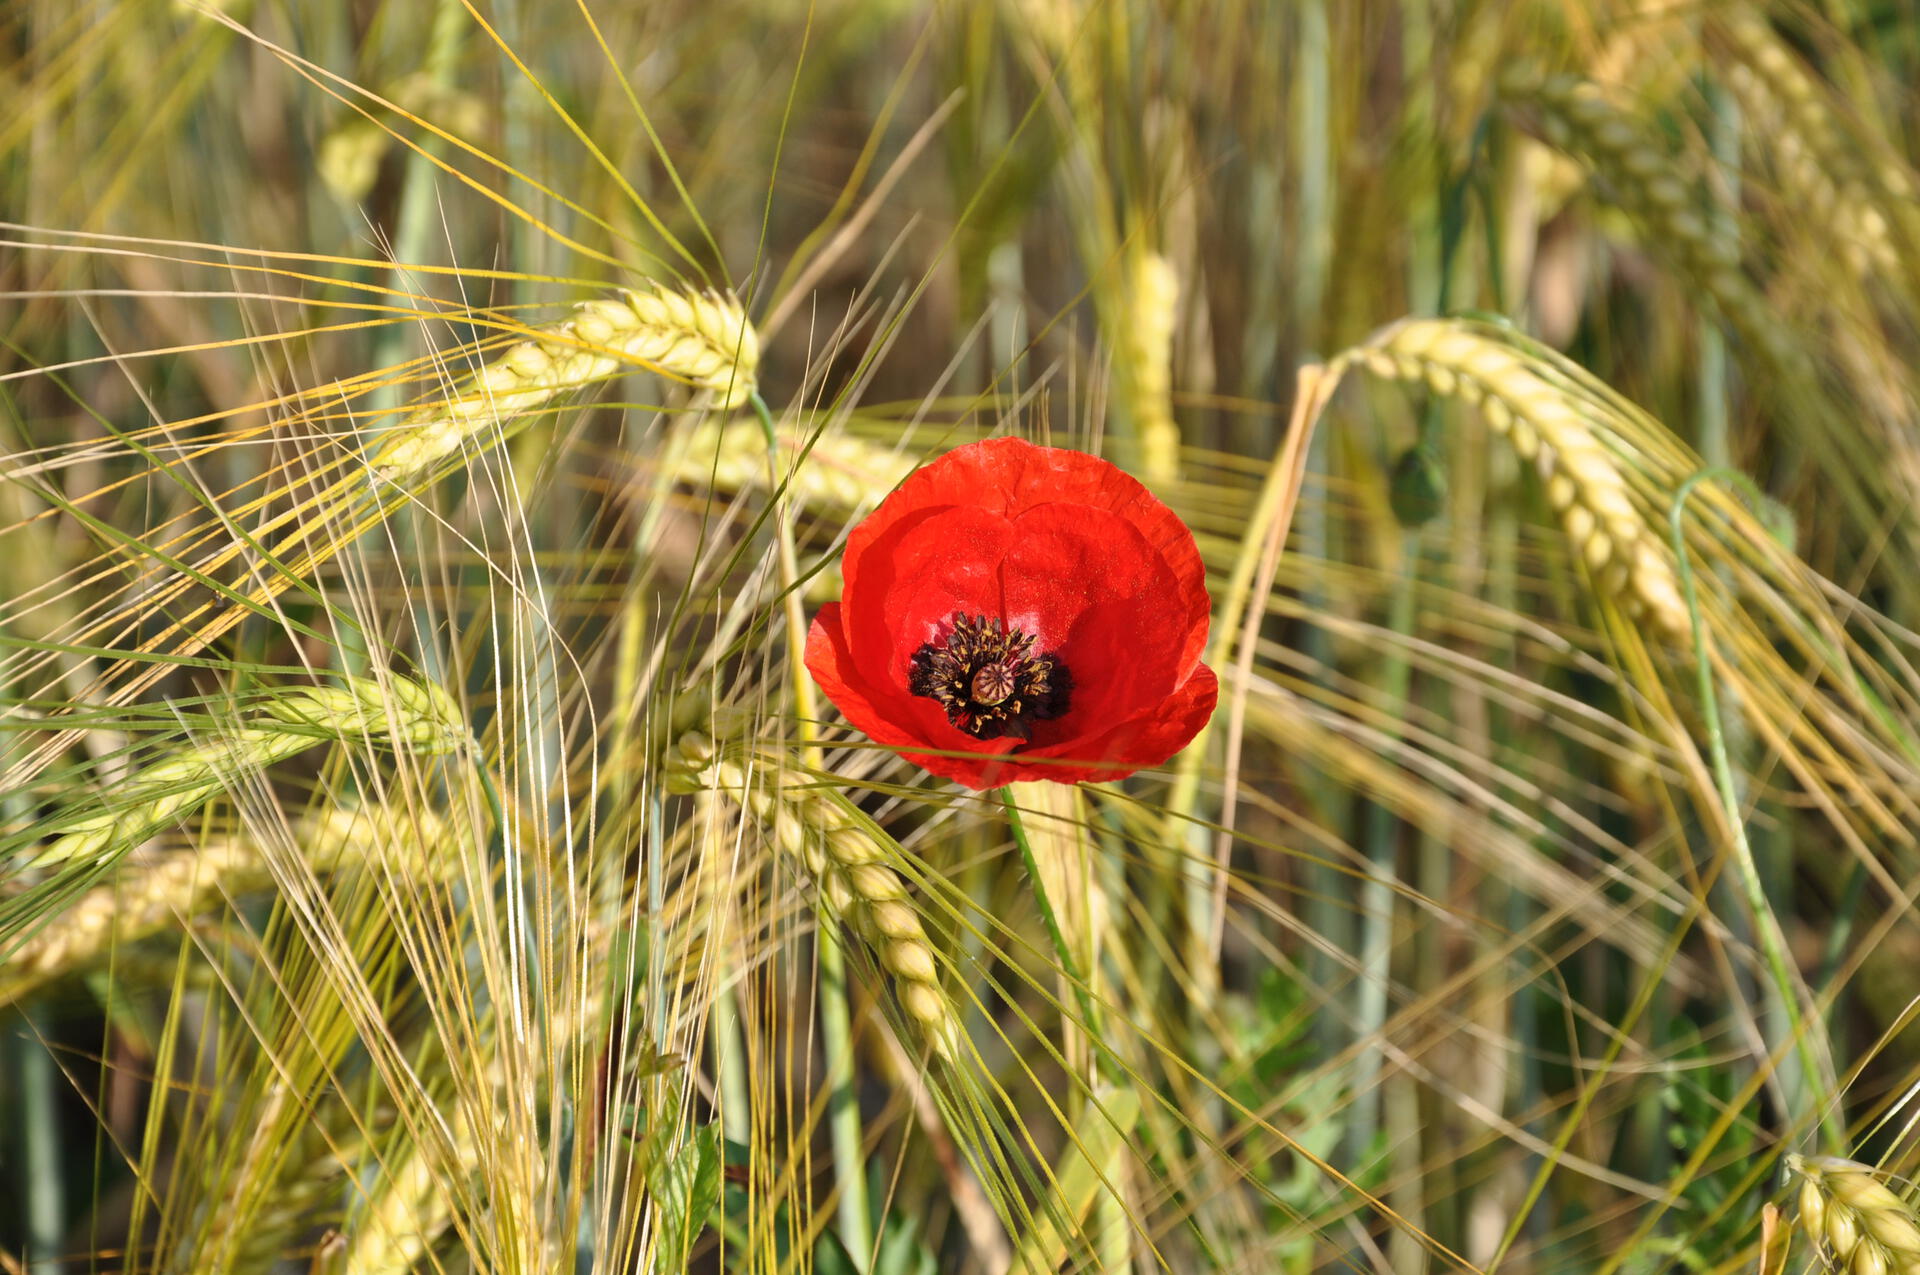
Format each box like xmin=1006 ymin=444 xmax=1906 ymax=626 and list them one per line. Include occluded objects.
xmin=908 ymin=612 xmax=1073 ymax=741
xmin=970 ymin=662 xmax=1017 ymax=706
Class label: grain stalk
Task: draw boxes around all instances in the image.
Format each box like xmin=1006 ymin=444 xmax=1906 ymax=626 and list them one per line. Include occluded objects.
xmin=743 ymin=388 xmax=879 ymax=1270
xmin=1127 ymin=250 xmax=1181 ymax=486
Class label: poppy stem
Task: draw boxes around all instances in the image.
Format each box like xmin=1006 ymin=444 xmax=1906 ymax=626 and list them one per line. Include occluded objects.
xmin=998 ymin=787 xmax=1112 ymax=1063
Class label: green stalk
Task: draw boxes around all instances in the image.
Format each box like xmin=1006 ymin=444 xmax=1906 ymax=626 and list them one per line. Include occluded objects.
xmin=1290 ymin=0 xmax=1348 ymax=1062
xmin=710 ymin=854 xmax=753 ymax=1149
xmin=750 ymin=393 xmax=821 ymax=752
xmin=815 ymin=920 xmax=871 ymax=1272
xmin=1342 ymin=535 xmax=1419 ymax=1167
xmin=749 ymin=390 xmax=870 ymax=1268
xmin=1668 ymin=469 xmax=1836 ymax=1145
xmin=11 ymin=1015 xmax=65 ymax=1275
xmin=1693 ymin=75 xmax=1812 ymax=1127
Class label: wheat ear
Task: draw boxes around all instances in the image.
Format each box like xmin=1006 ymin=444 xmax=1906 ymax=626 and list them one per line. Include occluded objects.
xmin=1335 ymin=318 xmax=1689 ymax=635
xmin=670 ymin=732 xmax=959 ymax=1060
xmin=1790 ymin=1154 xmax=1920 ymax=1275
xmin=372 ymin=283 xmax=759 ymax=480
xmin=35 ymin=674 xmax=466 ymax=868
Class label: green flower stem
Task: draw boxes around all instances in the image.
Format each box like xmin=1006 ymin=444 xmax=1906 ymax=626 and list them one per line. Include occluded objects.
xmin=749 ymin=389 xmax=870 ymax=1269
xmin=1668 ymin=468 xmax=1836 ymax=1145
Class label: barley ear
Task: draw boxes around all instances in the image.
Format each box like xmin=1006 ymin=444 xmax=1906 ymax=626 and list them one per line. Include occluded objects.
xmin=5 ymin=801 xmax=458 ymax=1006
xmin=1338 ymin=318 xmax=1690 ymax=636
xmin=343 ymin=1117 xmax=480 ymax=1275
xmin=1789 ymin=1153 xmax=1920 ymax=1275
xmin=1495 ymin=62 xmax=1802 ymax=377
xmin=372 ymin=283 xmax=759 ymax=481
xmin=258 ymin=673 xmax=468 ymax=754
xmin=34 ymin=674 xmax=464 ymax=869
xmin=671 ymin=419 xmax=915 ymax=512
xmin=670 ymin=734 xmax=961 ymax=1060
xmin=1126 ymin=251 xmax=1182 ymax=485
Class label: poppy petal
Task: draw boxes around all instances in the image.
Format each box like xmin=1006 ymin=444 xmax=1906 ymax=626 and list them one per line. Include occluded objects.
xmin=804 ymin=604 xmax=916 ymax=743
xmin=809 ymin=437 xmax=1217 ymax=788
xmin=1024 ymin=664 xmax=1220 ymax=778
xmin=807 ymin=603 xmax=1029 ymax=773
xmin=982 ymin=663 xmax=1220 ymax=787
xmin=843 ymin=504 xmax=1017 ymax=683
xmin=997 ymin=503 xmax=1188 ymax=728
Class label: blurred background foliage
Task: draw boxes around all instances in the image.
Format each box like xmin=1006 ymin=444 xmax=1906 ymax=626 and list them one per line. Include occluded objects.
xmin=6 ymin=1 xmax=1920 ymax=1272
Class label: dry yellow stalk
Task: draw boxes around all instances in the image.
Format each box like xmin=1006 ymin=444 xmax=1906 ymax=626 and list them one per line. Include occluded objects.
xmin=372 ymin=283 xmax=759 ymax=480
xmin=1337 ymin=318 xmax=1689 ymax=635
xmin=2 ymin=803 xmax=455 ymax=1006
xmin=670 ymin=732 xmax=959 ymax=1059
xmin=1127 ymin=251 xmax=1182 ymax=485
xmin=1789 ymin=1153 xmax=1920 ymax=1275
xmin=1496 ymin=63 xmax=1801 ymax=375
xmin=35 ymin=674 xmax=466 ymax=868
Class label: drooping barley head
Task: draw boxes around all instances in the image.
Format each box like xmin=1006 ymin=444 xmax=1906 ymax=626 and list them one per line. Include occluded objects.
xmin=1789 ymin=1153 xmax=1920 ymax=1275
xmin=372 ymin=283 xmax=759 ymax=481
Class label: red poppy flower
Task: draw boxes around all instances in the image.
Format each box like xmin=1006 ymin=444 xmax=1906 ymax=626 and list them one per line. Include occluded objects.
xmin=805 ymin=436 xmax=1217 ymax=788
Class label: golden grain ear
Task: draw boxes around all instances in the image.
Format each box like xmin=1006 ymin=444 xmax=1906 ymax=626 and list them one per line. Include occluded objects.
xmin=372 ymin=284 xmax=759 ymax=481
xmin=1789 ymin=1155 xmax=1920 ymax=1275
xmin=3 ymin=803 xmax=455 ymax=1007
xmin=1337 ymin=318 xmax=1689 ymax=635
xmin=669 ymin=735 xmax=960 ymax=1062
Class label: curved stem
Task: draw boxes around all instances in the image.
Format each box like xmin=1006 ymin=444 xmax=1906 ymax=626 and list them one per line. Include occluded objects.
xmin=1668 ymin=467 xmax=1835 ymax=1143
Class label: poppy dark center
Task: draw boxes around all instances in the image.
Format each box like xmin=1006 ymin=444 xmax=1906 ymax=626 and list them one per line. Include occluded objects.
xmin=908 ymin=612 xmax=1073 ymax=741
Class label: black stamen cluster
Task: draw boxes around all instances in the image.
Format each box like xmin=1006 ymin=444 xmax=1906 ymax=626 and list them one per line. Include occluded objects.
xmin=908 ymin=612 xmax=1073 ymax=741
